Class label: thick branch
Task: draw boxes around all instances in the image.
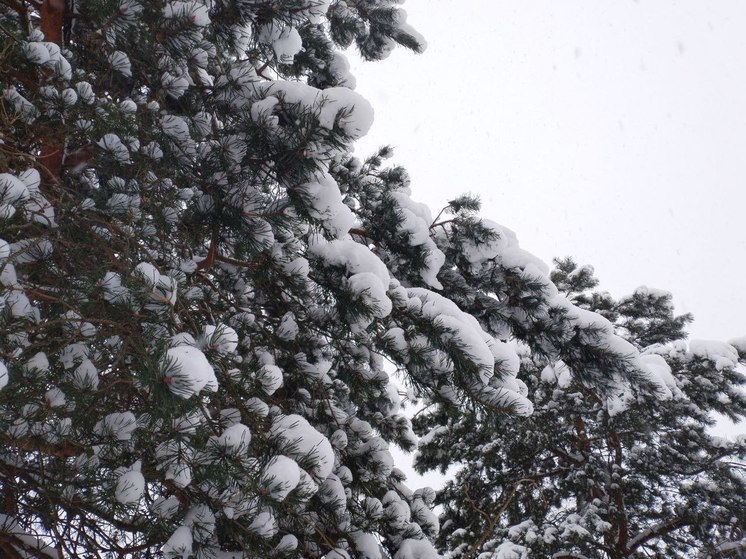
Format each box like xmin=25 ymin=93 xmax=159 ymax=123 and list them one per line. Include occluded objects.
xmin=606 ymin=429 xmax=628 ymax=551
xmin=625 ymin=516 xmax=687 ymax=553
xmin=39 ymin=0 xmax=65 ymax=44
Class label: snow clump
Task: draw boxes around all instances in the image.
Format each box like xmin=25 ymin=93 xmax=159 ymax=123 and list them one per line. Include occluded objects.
xmin=269 ymin=414 xmax=334 ymax=480
xmin=258 ymin=23 xmax=303 ymax=64
xmin=115 ymin=461 xmax=145 ymax=504
xmin=689 ymin=339 xmax=740 ymax=371
xmin=94 ymin=411 xmax=137 ymax=440
xmin=163 ymin=344 xmax=218 ymax=398
xmin=162 ymin=525 xmax=193 ymax=558
xmin=215 ymin=423 xmax=252 ymax=454
xmin=202 ymin=324 xmax=239 ymax=354
xmin=260 ymin=455 xmax=301 ymax=500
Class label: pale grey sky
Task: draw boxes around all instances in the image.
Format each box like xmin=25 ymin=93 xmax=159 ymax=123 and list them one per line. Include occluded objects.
xmin=351 ymin=0 xmax=746 ymax=343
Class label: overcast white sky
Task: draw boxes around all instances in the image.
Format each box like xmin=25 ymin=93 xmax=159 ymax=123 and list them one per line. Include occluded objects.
xmin=351 ymin=0 xmax=746 ymax=343
xmin=348 ymin=0 xmax=746 ymax=486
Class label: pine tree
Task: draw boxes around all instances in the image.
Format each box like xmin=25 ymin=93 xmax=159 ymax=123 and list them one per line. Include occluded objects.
xmin=0 ymin=1 xmax=673 ymax=558
xmin=428 ymin=258 xmax=746 ymax=559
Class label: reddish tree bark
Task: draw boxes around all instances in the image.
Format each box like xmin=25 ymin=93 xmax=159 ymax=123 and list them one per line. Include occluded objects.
xmin=37 ymin=0 xmax=67 ymax=194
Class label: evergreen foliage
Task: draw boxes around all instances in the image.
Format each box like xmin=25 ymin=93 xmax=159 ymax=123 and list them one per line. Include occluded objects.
xmin=430 ymin=259 xmax=746 ymax=559
xmin=0 ymin=1 xmax=742 ymax=558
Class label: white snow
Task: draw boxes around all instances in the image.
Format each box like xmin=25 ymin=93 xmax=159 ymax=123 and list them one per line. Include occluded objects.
xmin=256 ymin=81 xmax=374 ymax=140
xmin=318 ymin=474 xmax=346 ymax=506
xmin=384 ymin=327 xmax=407 ymax=351
xmin=348 ymin=272 xmax=393 ymax=320
xmin=269 ymin=414 xmax=335 ymax=480
xmin=215 ymin=423 xmax=252 ymax=454
xmin=0 ymin=173 xmax=30 ymax=203
xmin=162 ymin=526 xmax=193 ymax=559
xmin=390 ymin=191 xmax=445 ymax=288
xmin=310 ymin=237 xmax=390 ymax=287
xmin=152 ymin=496 xmax=180 ymax=519
xmin=317 ymin=87 xmax=375 ymax=140
xmin=276 ymin=312 xmax=299 ymax=341
xmin=96 ymin=134 xmax=131 ymax=164
xmin=161 ymin=72 xmax=190 ymax=99
xmin=160 ymin=115 xmax=193 ymax=146
xmin=173 ymin=410 xmax=207 ymax=434
xmin=20 ymin=168 xmax=55 ymax=227
xmin=75 ymin=81 xmax=94 ymax=103
xmin=156 ymin=440 xmax=193 ymax=488
xmin=728 ymin=335 xmax=746 ymax=355
xmin=328 ymin=52 xmax=356 ymax=88
xmin=260 ymin=455 xmax=301 ymax=500
xmin=350 ymin=531 xmax=382 ymax=559
xmin=101 ymin=272 xmax=131 ymax=304
xmin=44 ymin=387 xmax=66 ymax=407
xmin=258 ymin=24 xmax=303 ymax=64
xmin=493 ymin=541 xmax=529 ymax=559
xmin=171 ymin=332 xmax=196 ymax=347
xmin=408 ymin=287 xmax=503 ymax=384
xmin=184 ymin=504 xmax=216 ymax=543
xmin=3 ymin=86 xmax=38 ymax=123
xmin=689 ymin=339 xmax=740 ymax=371
xmin=164 ymin=1 xmax=210 ymax=26
xmin=163 ymin=345 xmax=218 ymax=398
xmin=639 ymin=353 xmax=681 ymax=399
xmin=115 ymin=461 xmax=144 ymax=504
xmin=303 ymin=0 xmax=331 ymax=23
xmin=250 ymin=96 xmax=279 ymax=125
xmin=94 ymin=411 xmax=137 ymax=440
xmin=203 ymin=324 xmax=239 ymax=354
xmin=394 ymin=538 xmax=442 ymax=559
xmin=273 ymin=535 xmax=298 ymax=553
xmin=26 ymin=352 xmax=49 ymax=374
xmin=248 ymin=508 xmax=277 ymax=538
xmin=108 ymin=51 xmax=132 ymax=77
xmin=23 ymin=42 xmax=50 ymax=65
xmin=256 ymin=364 xmax=284 ymax=395
xmin=461 ymin=219 xmax=549 ymax=276
xmin=296 ymin=171 xmax=355 ymax=236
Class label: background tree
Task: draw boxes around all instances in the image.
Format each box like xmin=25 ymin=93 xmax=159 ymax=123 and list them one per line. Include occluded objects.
xmin=427 ymin=258 xmax=746 ymax=559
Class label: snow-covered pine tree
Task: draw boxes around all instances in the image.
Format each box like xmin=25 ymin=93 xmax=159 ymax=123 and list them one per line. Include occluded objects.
xmin=428 ymin=258 xmax=746 ymax=559
xmin=0 ymin=1 xmax=673 ymax=558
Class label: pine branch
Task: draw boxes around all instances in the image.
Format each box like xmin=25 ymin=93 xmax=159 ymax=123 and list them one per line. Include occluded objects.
xmin=462 ymin=479 xmax=540 ymax=559
xmin=625 ymin=516 xmax=688 ymax=554
xmin=1 ymin=433 xmax=84 ymax=459
xmin=0 ymin=0 xmax=28 ymax=21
